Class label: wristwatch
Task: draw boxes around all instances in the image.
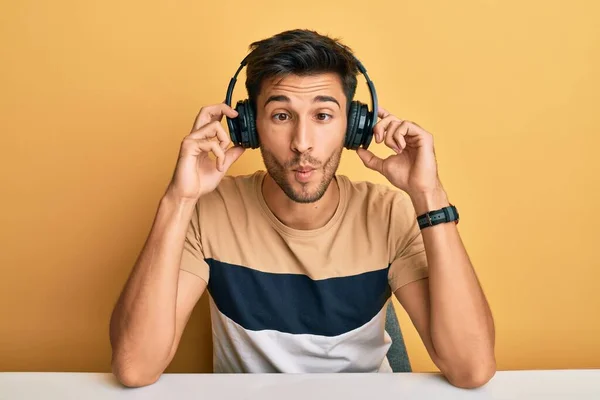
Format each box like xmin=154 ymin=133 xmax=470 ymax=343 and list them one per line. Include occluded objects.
xmin=417 ymin=204 xmax=459 ymax=230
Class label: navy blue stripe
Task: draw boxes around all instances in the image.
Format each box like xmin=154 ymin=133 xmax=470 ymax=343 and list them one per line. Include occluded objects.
xmin=206 ymin=258 xmax=391 ymax=336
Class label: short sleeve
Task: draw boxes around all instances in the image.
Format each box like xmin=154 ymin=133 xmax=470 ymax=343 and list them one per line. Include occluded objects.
xmin=388 ymin=195 xmax=429 ymax=292
xmin=179 ymin=200 xmax=210 ymax=283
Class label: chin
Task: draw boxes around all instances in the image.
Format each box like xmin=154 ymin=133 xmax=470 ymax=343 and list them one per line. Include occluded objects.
xmin=288 ymin=190 xmax=323 ymax=204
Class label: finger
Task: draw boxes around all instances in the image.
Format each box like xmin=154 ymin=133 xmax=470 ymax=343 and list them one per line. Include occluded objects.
xmin=222 ymin=146 xmax=246 ymax=170
xmin=189 ymin=120 xmax=231 ymax=149
xmin=384 ymin=121 xmax=403 ymax=151
xmin=356 ymin=148 xmax=384 ymax=174
xmin=398 ymin=121 xmax=434 ymax=149
xmin=393 ymin=122 xmax=410 ymax=153
xmin=373 ymin=115 xmax=402 ymax=143
xmin=394 ymin=133 xmax=407 ymax=154
xmin=377 ymin=107 xmax=391 ymax=120
xmin=197 ymin=139 xmax=226 ymax=171
xmin=399 ymin=120 xmax=429 ymax=138
xmin=192 ymin=103 xmax=238 ymax=132
xmin=193 ymin=103 xmax=239 ymax=131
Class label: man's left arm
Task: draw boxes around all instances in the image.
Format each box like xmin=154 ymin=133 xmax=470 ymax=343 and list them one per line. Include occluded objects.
xmin=397 ymin=187 xmax=496 ymax=389
xmin=357 ymin=108 xmax=496 ymax=389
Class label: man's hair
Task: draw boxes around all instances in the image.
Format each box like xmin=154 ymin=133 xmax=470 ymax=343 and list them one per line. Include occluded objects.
xmin=244 ymin=29 xmax=359 ymax=113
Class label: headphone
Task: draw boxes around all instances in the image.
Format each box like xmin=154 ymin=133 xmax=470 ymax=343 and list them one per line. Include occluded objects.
xmin=224 ymin=52 xmax=378 ymax=151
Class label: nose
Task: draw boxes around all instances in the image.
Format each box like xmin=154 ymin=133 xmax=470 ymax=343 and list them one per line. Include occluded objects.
xmin=290 ymin=116 xmax=313 ymax=154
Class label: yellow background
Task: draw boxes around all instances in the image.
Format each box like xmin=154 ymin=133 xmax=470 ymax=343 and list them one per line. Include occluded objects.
xmin=1 ymin=0 xmax=599 ymax=373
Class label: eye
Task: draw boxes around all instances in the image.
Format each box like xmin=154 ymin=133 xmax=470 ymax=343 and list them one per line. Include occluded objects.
xmin=273 ymin=113 xmax=290 ymax=122
xmin=316 ymin=113 xmax=332 ymax=121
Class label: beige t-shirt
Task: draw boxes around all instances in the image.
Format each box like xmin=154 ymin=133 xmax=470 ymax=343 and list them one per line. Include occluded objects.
xmin=180 ymin=170 xmax=428 ymax=373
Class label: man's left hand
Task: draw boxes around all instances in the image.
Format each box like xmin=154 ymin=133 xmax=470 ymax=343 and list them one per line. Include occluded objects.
xmin=356 ymin=107 xmax=442 ymax=197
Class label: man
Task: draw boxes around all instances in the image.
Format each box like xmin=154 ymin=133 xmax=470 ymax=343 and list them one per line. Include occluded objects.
xmin=109 ymin=29 xmax=496 ymax=389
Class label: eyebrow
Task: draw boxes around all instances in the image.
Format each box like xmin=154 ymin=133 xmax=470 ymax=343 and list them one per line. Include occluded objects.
xmin=263 ymin=95 xmax=340 ymax=109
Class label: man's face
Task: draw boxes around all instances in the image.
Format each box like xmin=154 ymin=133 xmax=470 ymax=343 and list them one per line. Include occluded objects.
xmin=255 ymin=72 xmax=347 ymax=204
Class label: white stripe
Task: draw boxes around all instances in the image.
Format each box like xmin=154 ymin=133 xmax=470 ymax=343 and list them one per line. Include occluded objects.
xmin=209 ymin=297 xmax=393 ymax=373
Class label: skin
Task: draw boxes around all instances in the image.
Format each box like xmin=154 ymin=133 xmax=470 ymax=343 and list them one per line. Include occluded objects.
xmin=109 ymin=72 xmax=496 ymax=390
xmin=256 ymin=73 xmax=346 ymax=229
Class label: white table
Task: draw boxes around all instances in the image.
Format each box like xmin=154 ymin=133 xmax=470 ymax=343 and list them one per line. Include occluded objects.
xmin=1 ymin=370 xmax=599 ymax=399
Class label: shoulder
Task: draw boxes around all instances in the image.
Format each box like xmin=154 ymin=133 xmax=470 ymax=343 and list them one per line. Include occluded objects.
xmin=340 ymin=175 xmax=413 ymax=218
xmin=197 ymin=171 xmax=263 ymax=210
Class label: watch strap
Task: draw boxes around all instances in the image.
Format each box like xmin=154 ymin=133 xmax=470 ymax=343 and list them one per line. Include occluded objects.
xmin=417 ymin=204 xmax=459 ymax=230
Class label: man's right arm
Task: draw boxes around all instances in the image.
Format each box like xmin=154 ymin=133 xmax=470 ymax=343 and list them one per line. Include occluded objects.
xmin=109 ymin=194 xmax=206 ymax=387
xmin=108 ymin=103 xmax=245 ymax=387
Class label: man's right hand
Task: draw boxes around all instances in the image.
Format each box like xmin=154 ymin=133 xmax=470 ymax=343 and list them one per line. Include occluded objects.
xmin=166 ymin=103 xmax=246 ymax=201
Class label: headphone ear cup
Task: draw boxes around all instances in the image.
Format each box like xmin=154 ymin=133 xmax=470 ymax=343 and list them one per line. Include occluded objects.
xmin=234 ymin=100 xmax=252 ymax=148
xmin=227 ymin=101 xmax=243 ymax=146
xmin=353 ymin=102 xmax=373 ymax=150
xmin=361 ymin=106 xmax=375 ymax=149
xmin=244 ymin=101 xmax=259 ymax=149
xmin=346 ymin=101 xmax=373 ymax=150
xmin=345 ymin=101 xmax=360 ymax=150
xmin=233 ymin=100 xmax=259 ymax=149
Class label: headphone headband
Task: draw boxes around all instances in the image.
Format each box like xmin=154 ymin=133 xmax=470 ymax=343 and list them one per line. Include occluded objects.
xmin=353 ymin=58 xmax=378 ymax=136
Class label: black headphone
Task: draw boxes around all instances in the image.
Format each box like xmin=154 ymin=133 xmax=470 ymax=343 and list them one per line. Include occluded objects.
xmin=224 ymin=52 xmax=378 ymax=151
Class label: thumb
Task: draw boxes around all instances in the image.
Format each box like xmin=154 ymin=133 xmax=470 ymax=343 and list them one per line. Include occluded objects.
xmin=356 ymin=148 xmax=384 ymax=173
xmin=222 ymin=145 xmax=246 ymax=170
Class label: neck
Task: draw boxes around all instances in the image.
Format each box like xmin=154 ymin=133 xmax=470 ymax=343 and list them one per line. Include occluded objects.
xmin=262 ymin=174 xmax=340 ymax=230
